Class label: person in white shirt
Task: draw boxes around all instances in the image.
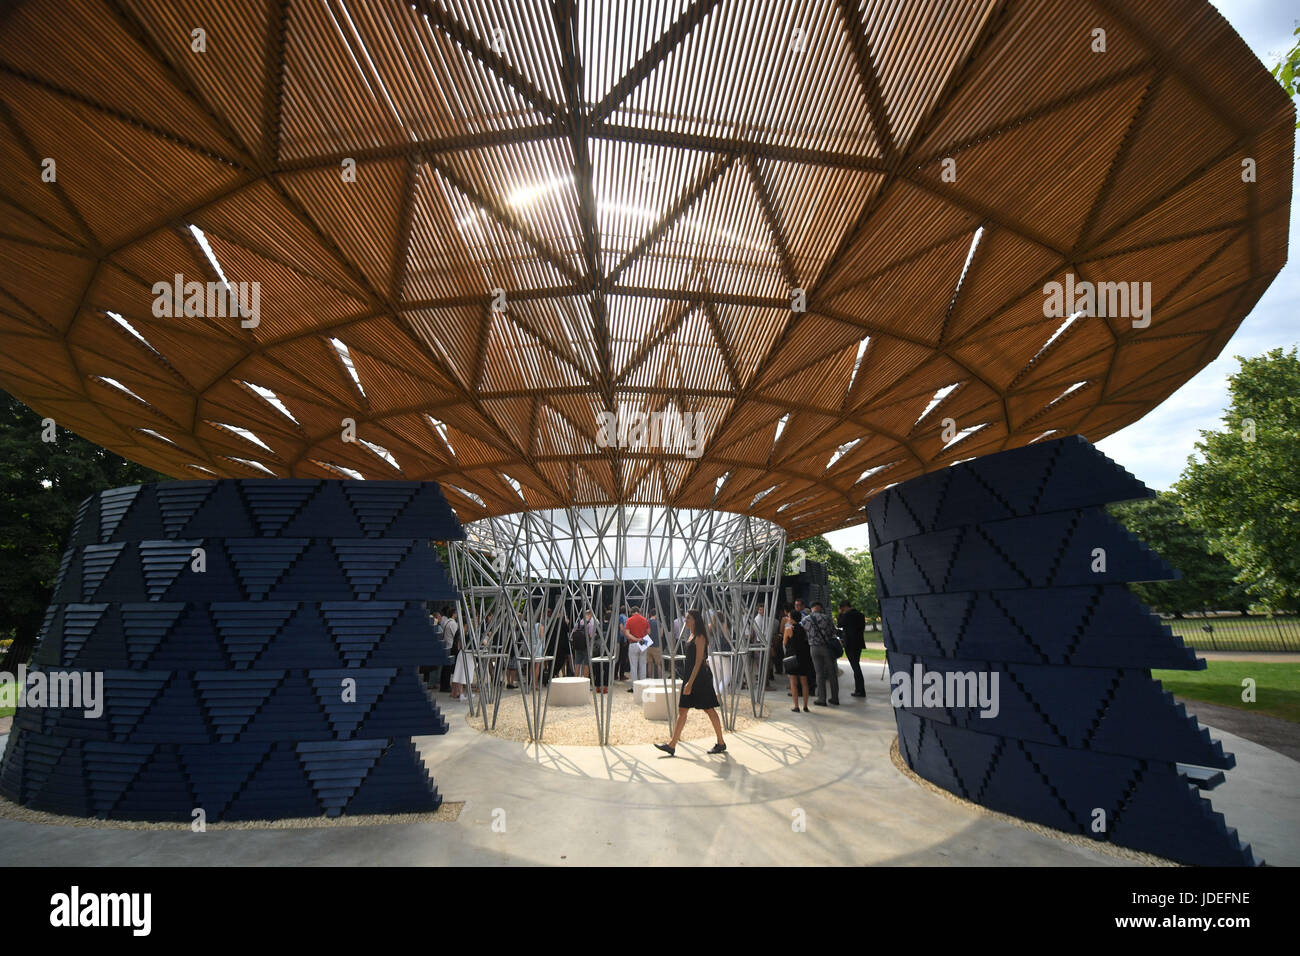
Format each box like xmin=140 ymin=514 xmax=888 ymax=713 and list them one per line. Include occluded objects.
xmin=446 ymin=607 xmax=473 ymax=700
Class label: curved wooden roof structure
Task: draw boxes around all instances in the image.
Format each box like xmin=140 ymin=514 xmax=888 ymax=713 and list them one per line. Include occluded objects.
xmin=0 ymin=0 xmax=1292 ymax=537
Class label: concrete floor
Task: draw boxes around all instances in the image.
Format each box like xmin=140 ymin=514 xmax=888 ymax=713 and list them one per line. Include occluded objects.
xmin=1 ymin=661 xmax=1295 ymax=866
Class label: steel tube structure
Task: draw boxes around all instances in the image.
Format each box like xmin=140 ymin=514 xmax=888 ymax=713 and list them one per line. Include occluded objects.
xmin=448 ymin=506 xmax=785 ymax=743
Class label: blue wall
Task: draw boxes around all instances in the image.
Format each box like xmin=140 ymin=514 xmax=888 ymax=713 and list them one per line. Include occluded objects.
xmin=0 ymin=479 xmax=462 ymax=821
xmin=868 ymin=436 xmax=1257 ymax=866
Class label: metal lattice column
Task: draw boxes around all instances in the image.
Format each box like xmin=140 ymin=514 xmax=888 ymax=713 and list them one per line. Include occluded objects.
xmin=448 ymin=505 xmax=785 ymax=743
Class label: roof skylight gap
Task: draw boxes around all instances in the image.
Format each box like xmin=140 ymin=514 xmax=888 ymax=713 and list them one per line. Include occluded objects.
xmin=241 ymin=382 xmax=299 ymax=424
xmin=359 ymin=438 xmax=400 ymax=469
xmin=915 ymin=383 xmax=959 ymax=425
xmin=330 ymin=338 xmax=367 ymax=397
xmin=227 ymin=457 xmax=276 ymax=476
xmin=212 ymin=422 xmax=274 ymax=453
xmin=188 ymin=224 xmax=232 ymax=288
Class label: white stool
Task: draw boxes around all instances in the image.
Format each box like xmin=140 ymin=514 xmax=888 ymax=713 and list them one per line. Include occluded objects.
xmin=633 ymin=678 xmax=681 ymax=704
xmin=642 ymin=687 xmax=671 ymax=720
xmin=549 ymin=676 xmax=590 ymax=706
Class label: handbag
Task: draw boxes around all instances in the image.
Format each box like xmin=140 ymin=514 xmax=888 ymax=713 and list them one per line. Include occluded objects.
xmin=782 ymin=654 xmax=800 ymax=671
xmin=828 ymin=636 xmax=844 ymax=659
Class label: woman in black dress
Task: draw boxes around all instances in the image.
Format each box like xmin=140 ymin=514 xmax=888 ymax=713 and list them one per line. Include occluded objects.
xmin=782 ymin=607 xmax=812 ymax=712
xmin=654 ymin=608 xmax=726 ymax=756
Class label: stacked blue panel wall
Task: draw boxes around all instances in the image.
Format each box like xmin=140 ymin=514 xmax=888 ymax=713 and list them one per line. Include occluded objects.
xmin=0 ymin=479 xmax=463 ymax=821
xmin=867 ymin=436 xmax=1258 ymax=866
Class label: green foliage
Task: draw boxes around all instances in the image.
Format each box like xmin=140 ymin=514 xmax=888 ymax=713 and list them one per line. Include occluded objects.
xmin=1176 ymin=348 xmax=1300 ymax=612
xmin=1152 ymin=660 xmax=1300 ymax=725
xmin=1109 ymin=492 xmax=1249 ymax=614
xmin=788 ymin=535 xmax=878 ymax=618
xmin=0 ymin=391 xmax=165 ymax=666
xmin=1271 ymin=25 xmax=1300 ymax=130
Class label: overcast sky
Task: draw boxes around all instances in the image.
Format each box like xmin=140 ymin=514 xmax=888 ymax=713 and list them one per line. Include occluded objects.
xmin=826 ymin=0 xmax=1298 ymax=554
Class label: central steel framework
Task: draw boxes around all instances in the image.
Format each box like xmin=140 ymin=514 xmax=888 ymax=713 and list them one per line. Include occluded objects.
xmin=447 ymin=506 xmax=785 ymax=744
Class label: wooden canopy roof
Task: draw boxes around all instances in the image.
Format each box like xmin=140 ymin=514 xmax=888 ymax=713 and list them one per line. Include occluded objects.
xmin=0 ymin=0 xmax=1292 ymax=537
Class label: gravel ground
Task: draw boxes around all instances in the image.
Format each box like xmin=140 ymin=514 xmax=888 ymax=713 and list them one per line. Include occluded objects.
xmin=458 ymin=678 xmax=771 ymax=745
xmin=0 ymin=796 xmax=462 ymax=830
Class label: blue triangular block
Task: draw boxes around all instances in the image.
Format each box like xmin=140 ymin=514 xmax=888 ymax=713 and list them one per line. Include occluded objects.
xmin=211 ymin=603 xmax=297 ymax=668
xmin=82 ymin=741 xmax=154 ymax=817
xmin=344 ymin=739 xmax=440 ymax=815
xmin=138 ymin=540 xmax=203 ymax=599
xmin=270 ymin=539 xmax=351 ymax=600
xmin=98 ymin=485 xmax=141 ymax=542
xmin=297 ymin=739 xmax=384 ymax=816
xmin=223 ymin=744 xmax=322 ymax=821
xmin=343 ymin=482 xmax=419 ymax=536
xmin=241 ymin=480 xmax=322 ymax=536
xmin=130 ymin=675 xmax=211 ymax=744
xmin=80 ymin=543 xmax=126 ymax=599
xmin=321 ymin=603 xmax=401 ymax=665
xmin=224 ymin=539 xmax=310 ymax=600
xmin=930 ymin=722 xmax=1002 ymax=801
xmin=978 ymin=741 xmax=1079 ymax=833
xmin=185 ymin=481 xmax=255 ymax=538
xmin=179 ymin=741 xmax=268 ymax=820
xmin=194 ymin=671 xmax=284 ymax=740
xmin=155 ymin=481 xmax=216 ymax=536
xmin=120 ymin=603 xmax=187 ymax=666
xmin=281 ymin=481 xmax=364 ymax=538
xmin=310 ymin=668 xmax=396 ymax=736
xmin=331 ymin=541 xmax=412 ymax=598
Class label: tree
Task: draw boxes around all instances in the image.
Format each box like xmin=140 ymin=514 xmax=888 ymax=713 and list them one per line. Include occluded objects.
xmin=1271 ymin=25 xmax=1300 ymax=132
xmin=787 ymin=535 xmax=878 ymax=616
xmin=0 ymin=391 xmax=165 ymax=669
xmin=1176 ymin=348 xmax=1300 ymax=612
xmin=1109 ymin=492 xmax=1248 ymax=614
xmin=843 ymin=547 xmax=880 ymax=620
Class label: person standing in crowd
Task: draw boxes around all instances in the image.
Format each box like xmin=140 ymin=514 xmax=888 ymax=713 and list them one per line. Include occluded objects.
xmin=655 ymin=608 xmax=727 ymax=756
xmin=551 ymin=613 xmax=571 ymax=679
xmin=446 ymin=606 xmax=473 ymax=700
xmin=531 ymin=617 xmax=546 ymax=686
xmin=804 ymin=601 xmax=840 ymax=706
xmin=423 ymin=608 xmax=446 ymax=692
xmin=570 ymin=613 xmax=590 ymax=679
xmin=768 ymin=602 xmax=785 ymax=688
xmin=837 ymin=600 xmax=868 ymax=699
xmin=781 ymin=606 xmax=812 ymax=712
xmin=617 ymin=605 xmax=631 ymax=681
xmin=625 ymin=605 xmax=651 ymax=690
xmin=793 ymin=598 xmax=807 ymax=622
xmin=752 ymin=602 xmax=770 ymax=687
xmin=646 ymin=609 xmax=663 ymax=677
xmin=579 ymin=609 xmax=596 ymax=678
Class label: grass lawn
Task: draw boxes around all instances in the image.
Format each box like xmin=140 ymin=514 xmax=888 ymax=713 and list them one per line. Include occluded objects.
xmin=1152 ymin=660 xmax=1300 ymax=724
xmin=0 ymin=679 xmax=16 ymax=719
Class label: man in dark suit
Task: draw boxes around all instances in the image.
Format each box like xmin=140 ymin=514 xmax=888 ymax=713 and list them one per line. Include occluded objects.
xmin=837 ymin=600 xmax=868 ymax=699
